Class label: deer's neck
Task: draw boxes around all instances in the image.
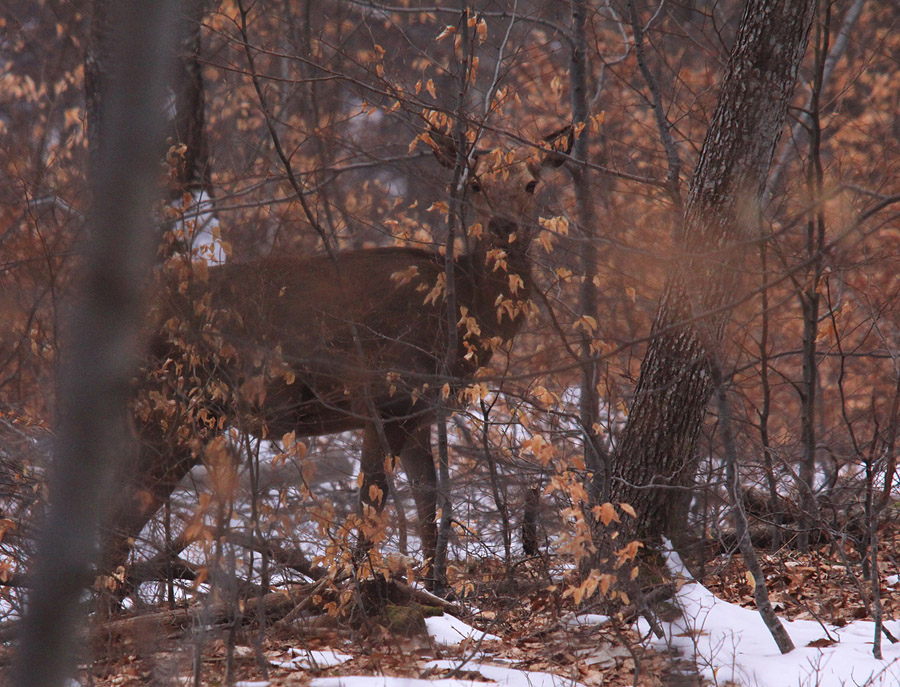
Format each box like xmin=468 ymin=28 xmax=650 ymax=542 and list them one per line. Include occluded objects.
xmin=454 ymin=230 xmax=532 ymax=343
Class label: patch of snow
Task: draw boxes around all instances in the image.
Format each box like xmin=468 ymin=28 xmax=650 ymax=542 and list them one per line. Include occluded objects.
xmin=425 ymin=660 xmax=586 ymax=687
xmin=639 ymin=542 xmax=900 ymax=687
xmin=312 ymin=662 xmax=587 ymax=687
xmin=563 ymin=613 xmax=609 ymax=628
xmin=235 ymin=682 xmax=272 ymax=687
xmin=168 ymin=191 xmax=226 ymax=265
xmin=314 ymin=678 xmax=475 ymax=687
xmin=268 ymin=647 xmax=353 ymax=670
xmin=425 ymin=614 xmax=500 ymax=645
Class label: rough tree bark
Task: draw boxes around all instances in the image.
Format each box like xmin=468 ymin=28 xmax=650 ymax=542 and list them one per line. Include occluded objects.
xmin=88 ymin=0 xmax=208 ymax=198
xmin=169 ymin=0 xmax=211 ymax=195
xmin=607 ymin=0 xmax=818 ymax=548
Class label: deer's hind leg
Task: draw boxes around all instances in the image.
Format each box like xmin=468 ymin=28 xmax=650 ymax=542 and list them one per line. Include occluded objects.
xmin=398 ymin=424 xmax=437 ymax=576
xmin=358 ymin=421 xmax=436 ymax=577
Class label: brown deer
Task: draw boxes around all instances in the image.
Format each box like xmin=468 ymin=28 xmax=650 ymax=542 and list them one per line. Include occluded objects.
xmin=107 ymin=126 xmax=572 ymax=585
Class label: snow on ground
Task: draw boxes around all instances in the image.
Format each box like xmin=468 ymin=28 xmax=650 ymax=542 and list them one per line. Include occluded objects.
xmin=425 ymin=612 xmax=500 ymax=645
xmin=562 ymin=613 xmax=609 ymax=628
xmin=311 ymin=660 xmax=585 ymax=687
xmin=634 ymin=544 xmax=900 ymax=686
xmin=261 ymin=613 xmax=583 ymax=687
xmin=424 ymin=660 xmax=584 ymax=687
xmin=267 ymin=647 xmax=354 ymax=670
xmin=313 ymin=661 xmax=585 ymax=687
xmin=313 ymin=678 xmax=483 ymax=687
xmin=257 ymin=551 xmax=900 ymax=687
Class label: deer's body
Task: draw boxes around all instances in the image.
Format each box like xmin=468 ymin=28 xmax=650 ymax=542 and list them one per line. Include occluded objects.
xmin=199 ymin=240 xmax=530 ymax=436
xmin=109 ymin=126 xmax=570 ymax=585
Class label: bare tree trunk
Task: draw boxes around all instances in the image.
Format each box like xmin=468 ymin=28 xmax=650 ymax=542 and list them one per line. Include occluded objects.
xmin=608 ymin=0 xmax=818 ymax=549
xmin=481 ymin=400 xmax=512 ymax=564
xmin=711 ymin=358 xmax=795 ymax=653
xmin=569 ymin=0 xmax=610 ymax=503
xmin=757 ymin=237 xmax=783 ymax=549
xmin=84 ymin=0 xmax=112 ymax=177
xmin=796 ymin=7 xmax=830 ymax=551
xmin=170 ymin=0 xmax=211 ymax=195
xmin=433 ymin=0 xmax=475 ymax=595
xmin=13 ymin=2 xmax=178 ymax=686
xmin=765 ymin=0 xmax=866 ymax=199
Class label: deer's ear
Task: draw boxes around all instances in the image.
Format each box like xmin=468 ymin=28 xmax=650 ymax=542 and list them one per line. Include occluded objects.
xmin=540 ymin=124 xmax=574 ymax=168
xmin=427 ymin=127 xmax=460 ymax=169
xmin=428 ymin=127 xmax=488 ymax=171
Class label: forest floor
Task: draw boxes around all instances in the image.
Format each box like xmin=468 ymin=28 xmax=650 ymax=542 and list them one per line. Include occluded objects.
xmin=34 ymin=527 xmax=900 ymax=687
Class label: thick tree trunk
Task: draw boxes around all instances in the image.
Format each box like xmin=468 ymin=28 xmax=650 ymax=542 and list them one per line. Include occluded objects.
xmin=608 ymin=0 xmax=818 ymax=547
xmin=86 ymin=0 xmax=207 ymax=192
xmin=84 ymin=0 xmax=112 ymax=176
xmin=170 ymin=0 xmax=211 ymax=194
xmin=14 ymin=2 xmax=178 ymax=686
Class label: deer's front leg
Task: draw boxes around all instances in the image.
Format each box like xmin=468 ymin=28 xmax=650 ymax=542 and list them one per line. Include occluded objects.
xmin=360 ymin=421 xmax=392 ymax=512
xmin=357 ymin=421 xmax=407 ymax=554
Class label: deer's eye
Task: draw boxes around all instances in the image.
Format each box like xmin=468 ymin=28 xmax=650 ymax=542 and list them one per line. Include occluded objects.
xmin=470 ymin=179 xmax=482 ymax=193
xmin=525 ymin=180 xmax=538 ymax=194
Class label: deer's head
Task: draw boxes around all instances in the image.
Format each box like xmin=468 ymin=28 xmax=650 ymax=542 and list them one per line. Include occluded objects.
xmin=430 ymin=125 xmax=573 ymax=250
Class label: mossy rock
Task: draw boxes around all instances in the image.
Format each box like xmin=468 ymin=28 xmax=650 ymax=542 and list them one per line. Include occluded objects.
xmin=383 ymin=602 xmax=429 ymax=637
xmin=383 ymin=602 xmax=445 ymax=636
